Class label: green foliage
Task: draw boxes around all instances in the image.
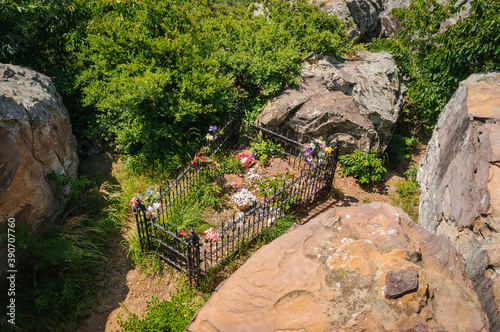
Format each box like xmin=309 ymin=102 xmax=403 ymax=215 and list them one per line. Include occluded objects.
xmin=389 ymin=162 xmax=420 ymax=221
xmin=257 ymin=213 xmax=296 ymax=244
xmin=338 ymin=150 xmax=387 ymax=185
xmin=254 ymin=173 xmax=291 ymax=197
xmin=371 ymin=0 xmax=500 ymax=132
xmin=48 ymin=170 xmax=90 ymax=199
xmin=250 ymin=139 xmax=284 ymax=165
xmin=76 ymin=0 xmax=352 ymax=172
xmin=1 ymin=183 xmax=126 ymax=331
xmin=0 ymin=0 xmax=102 ymax=135
xmin=214 ymin=154 xmax=243 ymax=175
xmin=390 ymin=179 xmax=420 ymax=222
xmin=404 ymin=162 xmax=419 ymax=181
xmin=387 ymin=133 xmax=420 ymax=163
xmin=167 ymin=198 xmax=211 ymax=234
xmin=117 ymin=281 xmax=208 ymax=331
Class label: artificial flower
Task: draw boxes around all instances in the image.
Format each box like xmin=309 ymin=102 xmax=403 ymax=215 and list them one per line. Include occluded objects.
xmin=232 ymin=188 xmax=256 ymax=207
xmin=204 ymin=228 xmax=220 ymax=242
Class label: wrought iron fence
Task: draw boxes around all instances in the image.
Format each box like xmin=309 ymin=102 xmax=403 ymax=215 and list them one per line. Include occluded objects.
xmin=134 ymin=111 xmax=339 ymax=285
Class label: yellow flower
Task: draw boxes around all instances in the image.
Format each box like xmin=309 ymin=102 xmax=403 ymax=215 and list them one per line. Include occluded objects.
xmin=324 ymin=146 xmax=332 ymax=154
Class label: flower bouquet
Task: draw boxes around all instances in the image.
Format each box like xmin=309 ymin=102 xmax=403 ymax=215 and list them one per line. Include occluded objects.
xmin=232 ymin=188 xmax=257 ymax=210
xmin=301 ymin=137 xmax=331 ymax=167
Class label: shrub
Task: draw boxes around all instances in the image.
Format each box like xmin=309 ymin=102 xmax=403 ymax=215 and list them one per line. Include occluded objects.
xmin=76 ymin=0 xmax=352 ymax=172
xmin=390 ymin=179 xmax=420 ymax=221
xmin=338 ymin=150 xmax=387 ymax=185
xmin=370 ymin=0 xmax=500 ymax=133
xmin=117 ymin=281 xmax=207 ymax=331
xmin=250 ymin=140 xmax=284 ymax=165
xmin=0 ymin=183 xmax=125 ymax=331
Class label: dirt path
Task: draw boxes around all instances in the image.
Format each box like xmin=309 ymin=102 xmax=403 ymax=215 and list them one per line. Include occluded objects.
xmin=75 ymin=224 xmax=179 ymax=332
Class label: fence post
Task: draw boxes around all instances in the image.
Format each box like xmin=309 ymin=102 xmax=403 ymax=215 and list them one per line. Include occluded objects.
xmin=133 ymin=201 xmax=150 ymax=251
xmin=186 ymin=229 xmax=201 ymax=286
xmin=325 ymin=138 xmax=340 ymax=193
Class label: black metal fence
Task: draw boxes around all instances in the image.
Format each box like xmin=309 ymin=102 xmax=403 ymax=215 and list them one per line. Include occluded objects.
xmin=133 ymin=112 xmax=339 ymax=285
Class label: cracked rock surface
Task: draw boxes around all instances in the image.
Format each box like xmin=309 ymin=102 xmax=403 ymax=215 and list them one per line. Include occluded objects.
xmin=0 ymin=63 xmax=78 ymax=230
xmin=186 ymin=203 xmax=488 ymax=331
xmin=418 ymin=71 xmax=500 ymax=330
xmin=256 ymin=52 xmax=404 ymax=154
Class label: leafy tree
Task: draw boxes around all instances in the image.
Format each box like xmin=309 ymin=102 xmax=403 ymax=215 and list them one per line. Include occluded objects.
xmin=372 ymin=0 xmax=500 ymax=134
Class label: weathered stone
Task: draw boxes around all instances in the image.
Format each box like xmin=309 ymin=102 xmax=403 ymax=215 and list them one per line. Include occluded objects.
xmin=256 ymin=52 xmax=404 ymax=154
xmin=187 ymin=203 xmax=488 ymax=332
xmin=378 ymin=0 xmax=411 ymax=37
xmin=385 ymin=269 xmax=419 ymax=299
xmin=0 ymin=63 xmax=78 ymax=229
xmin=314 ymin=0 xmax=472 ymax=41
xmin=315 ymin=0 xmax=383 ymax=42
xmin=418 ymin=71 xmax=500 ymax=330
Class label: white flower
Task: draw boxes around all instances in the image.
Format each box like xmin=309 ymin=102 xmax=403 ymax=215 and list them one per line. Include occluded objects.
xmin=205 ymin=134 xmax=214 ymax=141
xmin=232 ymin=188 xmax=256 ymax=207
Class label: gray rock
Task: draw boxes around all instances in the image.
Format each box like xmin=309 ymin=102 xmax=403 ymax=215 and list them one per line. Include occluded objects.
xmin=315 ymin=0 xmax=383 ymax=42
xmin=315 ymin=0 xmax=472 ymax=41
xmin=385 ymin=269 xmax=419 ymax=299
xmin=417 ymin=71 xmax=500 ymax=330
xmin=256 ymin=51 xmax=404 ymax=153
xmin=378 ymin=0 xmax=411 ymax=37
xmin=0 ymin=63 xmax=79 ymax=230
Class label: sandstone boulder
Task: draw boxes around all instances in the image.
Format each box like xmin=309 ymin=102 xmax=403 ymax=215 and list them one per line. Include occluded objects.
xmin=417 ymin=71 xmax=500 ymax=330
xmin=0 ymin=64 xmax=78 ymax=229
xmin=187 ymin=203 xmax=488 ymax=331
xmin=256 ymin=52 xmax=404 ymax=153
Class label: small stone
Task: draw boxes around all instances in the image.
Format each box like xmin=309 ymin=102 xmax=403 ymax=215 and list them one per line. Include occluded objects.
xmin=385 ymin=269 xmax=419 ymax=299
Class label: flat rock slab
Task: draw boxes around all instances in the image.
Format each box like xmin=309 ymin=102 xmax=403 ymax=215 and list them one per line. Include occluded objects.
xmin=187 ymin=203 xmax=488 ymax=332
xmin=385 ymin=269 xmax=419 ymax=299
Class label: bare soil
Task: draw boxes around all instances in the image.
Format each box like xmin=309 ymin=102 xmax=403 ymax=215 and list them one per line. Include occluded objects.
xmin=75 ymin=143 xmax=427 ymax=332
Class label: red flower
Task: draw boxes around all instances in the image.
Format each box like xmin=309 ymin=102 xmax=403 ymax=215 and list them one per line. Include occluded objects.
xmin=190 ymin=152 xmax=202 ymax=166
xmin=235 ymin=153 xmax=252 ymax=167
xmin=180 ymin=231 xmax=187 ymax=236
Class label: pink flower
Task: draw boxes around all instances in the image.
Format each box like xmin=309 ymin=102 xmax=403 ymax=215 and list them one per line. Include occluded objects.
xmin=180 ymin=230 xmax=187 ymax=236
xmin=204 ymin=228 xmax=220 ymax=242
xmin=130 ymin=196 xmax=142 ymax=207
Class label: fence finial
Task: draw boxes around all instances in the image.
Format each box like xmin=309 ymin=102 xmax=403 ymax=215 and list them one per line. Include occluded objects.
xmin=187 ymin=229 xmax=200 ymax=245
xmin=133 ymin=201 xmax=146 ymax=213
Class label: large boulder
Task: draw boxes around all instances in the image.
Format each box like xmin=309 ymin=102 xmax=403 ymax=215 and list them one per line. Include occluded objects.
xmin=417 ymin=71 xmax=500 ymax=330
xmin=256 ymin=52 xmax=404 ymax=153
xmin=315 ymin=0 xmax=472 ymax=41
xmin=187 ymin=203 xmax=488 ymax=331
xmin=0 ymin=64 xmax=78 ymax=230
xmin=378 ymin=0 xmax=411 ymax=37
xmin=316 ymin=0 xmax=384 ymax=42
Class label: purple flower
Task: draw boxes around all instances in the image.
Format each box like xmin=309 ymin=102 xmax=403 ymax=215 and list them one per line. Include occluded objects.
xmin=209 ymin=125 xmax=217 ymax=132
